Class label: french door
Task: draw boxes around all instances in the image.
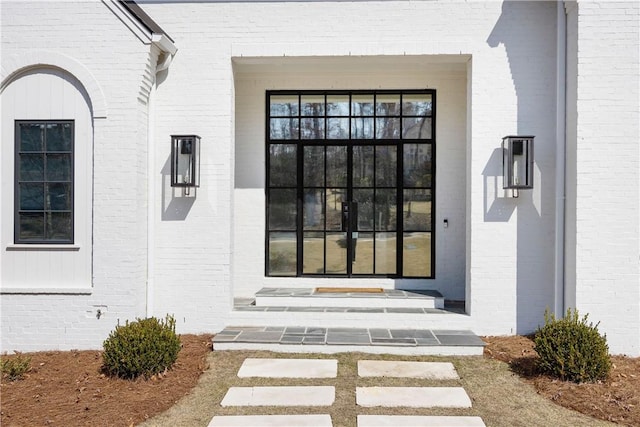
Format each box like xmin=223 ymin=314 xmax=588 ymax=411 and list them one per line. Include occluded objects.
xmin=266 ymin=90 xmax=435 ymax=278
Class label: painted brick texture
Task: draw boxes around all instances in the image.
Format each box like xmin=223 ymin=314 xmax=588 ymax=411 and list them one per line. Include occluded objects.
xmin=572 ymin=1 xmax=640 ymax=355
xmin=1 ymin=1 xmax=156 ymax=351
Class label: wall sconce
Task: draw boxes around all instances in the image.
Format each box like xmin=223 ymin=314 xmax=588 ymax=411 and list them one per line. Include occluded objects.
xmin=502 ymin=135 xmax=534 ymax=197
xmin=171 ymin=135 xmax=200 ymax=189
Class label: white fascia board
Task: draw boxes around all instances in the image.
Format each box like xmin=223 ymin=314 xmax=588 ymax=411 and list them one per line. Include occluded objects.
xmin=102 ymin=0 xmax=153 ymax=45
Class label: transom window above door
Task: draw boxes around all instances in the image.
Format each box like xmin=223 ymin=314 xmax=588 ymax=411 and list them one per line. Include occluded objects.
xmin=266 ymin=90 xmax=435 ymax=278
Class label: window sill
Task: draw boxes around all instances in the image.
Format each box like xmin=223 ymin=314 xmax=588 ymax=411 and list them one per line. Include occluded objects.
xmin=0 ymin=287 xmax=92 ymax=295
xmin=6 ymin=244 xmax=81 ymax=251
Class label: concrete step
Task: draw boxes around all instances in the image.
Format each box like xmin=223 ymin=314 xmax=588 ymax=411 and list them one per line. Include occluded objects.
xmin=213 ymin=326 xmax=485 ymax=356
xmin=230 ymin=301 xmax=471 ymax=330
xmin=255 ymin=287 xmax=445 ymax=309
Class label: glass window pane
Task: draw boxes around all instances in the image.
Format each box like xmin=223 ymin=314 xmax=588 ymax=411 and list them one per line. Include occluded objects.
xmin=352 ymin=145 xmax=374 ymax=187
xmin=270 ymin=95 xmax=299 ymax=116
xmin=20 ymin=183 xmax=44 ymax=210
xmin=376 ymin=94 xmax=400 ymax=116
xmin=352 ymin=232 xmax=373 ymax=274
xmin=301 ymin=95 xmax=324 ymax=116
xmin=301 ymin=117 xmax=325 ymax=139
xmin=19 ymin=123 xmax=44 ymax=152
xmin=327 ymin=95 xmax=349 ymax=116
xmin=326 ymin=146 xmax=347 ymax=187
xmin=403 ymin=189 xmax=432 ymax=231
xmin=403 ymin=117 xmax=432 ymax=139
xmin=325 ymin=232 xmax=347 ymax=274
xmin=375 ymin=117 xmax=400 ymax=139
xmin=46 ymin=154 xmax=72 ymax=181
xmin=47 ymin=212 xmax=72 ymax=240
xmin=325 ymin=189 xmax=345 ymax=231
xmin=46 ymin=123 xmax=72 ymax=151
xmin=403 ymin=232 xmax=431 ymax=277
xmin=375 ymin=232 xmax=397 ymax=274
xmin=352 ymin=189 xmax=374 ymax=231
xmin=268 ymin=189 xmax=296 ymax=229
xmin=352 ymin=94 xmax=374 ymax=116
xmin=47 ymin=183 xmax=71 ymax=210
xmin=270 ymin=118 xmax=299 ymax=140
xmin=304 ymin=189 xmax=324 ymax=230
xmin=402 ymin=94 xmax=432 ymax=116
xmin=269 ymin=144 xmax=297 ymax=186
xmin=327 ymin=118 xmax=349 ymax=139
xmin=269 ymin=232 xmax=297 ymax=276
xmin=303 ymin=231 xmax=324 ymax=274
xmin=19 ymin=154 xmax=44 ymax=181
xmin=19 ymin=212 xmax=44 ymax=240
xmin=351 ymin=117 xmax=374 ymax=139
xmin=303 ymin=146 xmax=324 ymax=187
xmin=375 ymin=189 xmax=397 ymax=231
xmin=403 ymin=144 xmax=432 ymax=187
xmin=376 ymin=146 xmax=397 ymax=187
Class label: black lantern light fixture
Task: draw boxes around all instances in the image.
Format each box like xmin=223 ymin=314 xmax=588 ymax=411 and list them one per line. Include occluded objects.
xmin=502 ymin=135 xmax=534 ymax=197
xmin=171 ymin=135 xmax=200 ymax=189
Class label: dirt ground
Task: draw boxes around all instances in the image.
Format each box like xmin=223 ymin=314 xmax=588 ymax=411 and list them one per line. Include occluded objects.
xmin=483 ymin=335 xmax=640 ymax=427
xmin=1 ymin=334 xmax=638 ymax=426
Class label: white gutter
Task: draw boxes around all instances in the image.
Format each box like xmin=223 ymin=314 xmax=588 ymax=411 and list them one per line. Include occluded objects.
xmin=146 ymin=77 xmax=156 ymax=318
xmin=554 ymin=1 xmax=567 ymax=317
xmin=146 ymin=37 xmax=177 ymax=318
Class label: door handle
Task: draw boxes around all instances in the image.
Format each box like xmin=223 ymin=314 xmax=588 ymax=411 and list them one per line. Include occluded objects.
xmin=341 ymin=202 xmax=349 ymax=232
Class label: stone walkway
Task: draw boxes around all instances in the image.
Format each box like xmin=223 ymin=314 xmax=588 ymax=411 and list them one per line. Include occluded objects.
xmin=209 ymin=357 xmax=486 ymax=427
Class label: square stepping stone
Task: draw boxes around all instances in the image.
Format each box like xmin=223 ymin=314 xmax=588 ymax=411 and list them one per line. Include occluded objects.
xmin=357 ymin=415 xmax=485 ymax=426
xmin=237 ymin=358 xmax=337 ymax=378
xmin=358 ymin=361 xmax=459 ymax=379
xmin=209 ymin=414 xmax=333 ymax=427
xmin=221 ymin=386 xmax=335 ymax=406
xmin=356 ymin=387 xmax=472 ymax=408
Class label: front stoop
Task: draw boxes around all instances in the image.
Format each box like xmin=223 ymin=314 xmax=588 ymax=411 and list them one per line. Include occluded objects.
xmin=217 ymin=287 xmax=483 ymax=355
xmin=255 ymin=287 xmax=445 ymax=309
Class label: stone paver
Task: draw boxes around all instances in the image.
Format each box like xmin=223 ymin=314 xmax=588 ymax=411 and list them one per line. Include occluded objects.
xmin=358 ymin=360 xmax=459 ymax=379
xmin=209 ymin=414 xmax=333 ymax=427
xmin=221 ymin=386 xmax=335 ymax=407
xmin=357 ymin=415 xmax=486 ymax=427
xmin=237 ymin=358 xmax=337 ymax=378
xmin=356 ymin=387 xmax=472 ymax=408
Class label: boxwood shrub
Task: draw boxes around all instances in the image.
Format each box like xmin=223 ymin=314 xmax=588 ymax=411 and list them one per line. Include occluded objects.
xmin=102 ymin=315 xmax=181 ymax=379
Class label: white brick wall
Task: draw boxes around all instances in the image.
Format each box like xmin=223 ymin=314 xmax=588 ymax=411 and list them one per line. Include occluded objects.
xmin=145 ymin=0 xmax=560 ymax=340
xmin=570 ymin=1 xmax=640 ymax=355
xmin=1 ymin=1 xmax=158 ymax=351
xmin=2 ymin=0 xmax=638 ymax=356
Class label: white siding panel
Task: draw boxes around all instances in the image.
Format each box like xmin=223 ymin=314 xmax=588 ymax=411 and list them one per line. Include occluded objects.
xmin=1 ymin=68 xmax=92 ymax=290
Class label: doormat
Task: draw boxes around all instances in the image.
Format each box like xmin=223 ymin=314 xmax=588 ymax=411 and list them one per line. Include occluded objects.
xmin=315 ymin=287 xmax=384 ymax=293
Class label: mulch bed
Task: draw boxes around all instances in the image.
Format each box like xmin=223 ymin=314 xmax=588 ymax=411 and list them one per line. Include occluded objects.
xmin=483 ymin=335 xmax=640 ymax=427
xmin=1 ymin=334 xmax=212 ymax=426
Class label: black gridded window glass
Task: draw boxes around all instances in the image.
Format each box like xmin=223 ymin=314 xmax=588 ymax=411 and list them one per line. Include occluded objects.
xmin=15 ymin=121 xmax=74 ymax=243
xmin=266 ymin=90 xmax=435 ymax=278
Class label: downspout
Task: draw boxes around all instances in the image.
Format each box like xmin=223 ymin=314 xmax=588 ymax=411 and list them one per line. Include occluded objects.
xmin=147 ymin=35 xmax=177 ymax=317
xmin=554 ymin=1 xmax=567 ymax=317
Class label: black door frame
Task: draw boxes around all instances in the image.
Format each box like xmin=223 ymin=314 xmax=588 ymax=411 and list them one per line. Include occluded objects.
xmin=266 ymin=89 xmax=436 ymax=279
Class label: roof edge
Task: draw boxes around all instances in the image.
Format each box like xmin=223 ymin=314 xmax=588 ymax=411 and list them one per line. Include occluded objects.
xmin=119 ymin=0 xmax=174 ymax=43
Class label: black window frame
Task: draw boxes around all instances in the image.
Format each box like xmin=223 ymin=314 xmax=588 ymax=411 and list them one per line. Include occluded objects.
xmin=14 ymin=120 xmax=75 ymax=244
xmin=266 ymin=89 xmax=435 ymax=279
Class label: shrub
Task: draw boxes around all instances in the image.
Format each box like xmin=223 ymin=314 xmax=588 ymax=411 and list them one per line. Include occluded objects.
xmin=102 ymin=315 xmax=181 ymax=379
xmin=534 ymin=308 xmax=611 ymax=383
xmin=0 ymin=353 xmax=31 ymax=380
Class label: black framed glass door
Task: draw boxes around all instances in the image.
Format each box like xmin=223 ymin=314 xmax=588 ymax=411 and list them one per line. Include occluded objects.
xmin=266 ymin=90 xmax=434 ymax=278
